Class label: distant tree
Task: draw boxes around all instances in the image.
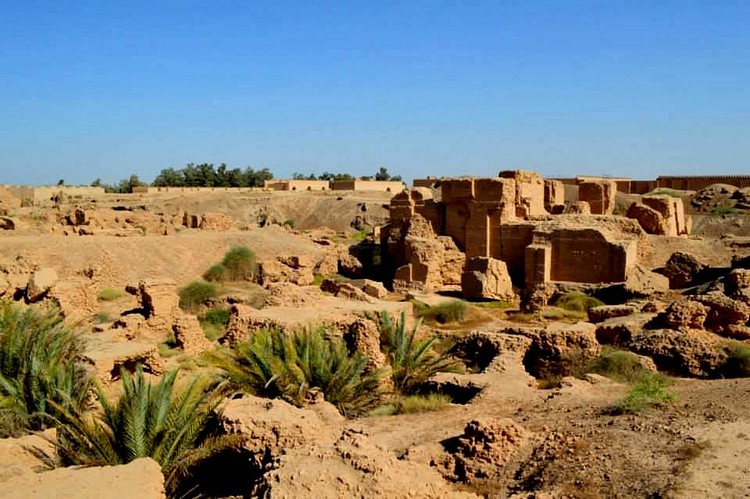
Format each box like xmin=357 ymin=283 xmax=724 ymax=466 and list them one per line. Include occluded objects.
xmin=318 ymin=172 xmax=355 ymax=181
xmin=152 ymin=163 xmax=273 ymax=188
xmin=90 ymin=178 xmax=102 ymax=187
xmin=374 ymin=167 xmax=391 ymax=181
xmin=226 ymin=167 xmax=244 ymax=187
xmin=153 ymin=168 xmax=185 ymax=187
xmin=114 ymin=174 xmax=146 ymax=193
xmin=57 ymin=179 xmax=65 ymax=186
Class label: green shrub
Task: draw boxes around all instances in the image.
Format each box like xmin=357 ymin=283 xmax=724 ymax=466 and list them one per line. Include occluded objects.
xmin=415 ymin=300 xmax=469 ymax=324
xmin=96 ymin=288 xmax=125 ymax=301
xmin=721 ymin=343 xmax=750 ymax=378
xmin=0 ymin=301 xmax=91 ymax=437
xmin=611 ymin=373 xmax=675 ymax=414
xmin=203 ymin=263 xmax=228 ymax=283
xmin=588 ymin=347 xmax=652 ymax=383
xmin=178 ymin=280 xmax=218 ymax=312
xmin=212 ymin=328 xmax=382 ymax=417
xmin=199 ymin=307 xmax=231 ymax=342
xmin=283 ymin=219 xmax=295 ymax=228
xmin=378 ymin=311 xmax=459 ymax=394
xmin=551 ymin=292 xmax=604 ymax=313
xmin=221 ymin=246 xmax=257 ymax=281
xmin=52 ymin=367 xmax=242 ymax=497
xmin=201 ymin=307 xmax=231 ymax=327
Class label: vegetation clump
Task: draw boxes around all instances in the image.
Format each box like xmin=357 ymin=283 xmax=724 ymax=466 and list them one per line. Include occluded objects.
xmin=588 ymin=347 xmax=652 ymax=383
xmin=378 ymin=311 xmax=458 ymax=394
xmin=199 ymin=307 xmax=232 ymax=341
xmin=0 ymin=301 xmax=91 ymax=437
xmin=96 ymin=288 xmax=126 ymax=301
xmin=721 ymin=343 xmax=750 ymax=378
xmin=414 ymin=300 xmax=469 ymax=325
xmin=178 ymin=280 xmax=218 ymax=312
xmin=204 ymin=246 xmax=257 ymax=283
xmin=212 ymin=328 xmax=382 ymax=417
xmin=551 ymin=292 xmax=604 ymax=313
xmin=52 ymin=367 xmax=241 ymax=497
xmin=369 ymin=394 xmax=451 ymax=416
xmin=611 ymin=372 xmax=676 ymax=414
xmin=203 ymin=264 xmax=228 ymax=283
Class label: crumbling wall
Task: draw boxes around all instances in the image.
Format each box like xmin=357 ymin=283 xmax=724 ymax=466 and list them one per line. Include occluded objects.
xmin=385 ymin=171 xmax=645 ymax=294
xmin=499 ymin=170 xmax=547 ymax=217
xmin=642 ymin=195 xmax=691 ymax=236
xmin=578 ymin=179 xmax=617 ymax=215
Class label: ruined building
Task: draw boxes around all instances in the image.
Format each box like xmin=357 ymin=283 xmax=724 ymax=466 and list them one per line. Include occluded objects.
xmin=382 ymin=170 xmax=683 ymax=299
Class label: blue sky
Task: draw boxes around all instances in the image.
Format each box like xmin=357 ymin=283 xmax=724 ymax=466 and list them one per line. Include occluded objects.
xmin=1 ymin=0 xmax=748 ymax=185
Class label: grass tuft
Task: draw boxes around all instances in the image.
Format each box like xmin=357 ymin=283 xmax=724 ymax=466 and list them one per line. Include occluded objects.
xmin=551 ymin=292 xmax=604 ymax=313
xmin=611 ymin=372 xmax=675 ymax=414
xmin=588 ymin=347 xmax=652 ymax=383
xmin=368 ymin=394 xmax=451 ymax=416
xmin=97 ymin=288 xmax=126 ymax=301
xmin=414 ymin=300 xmax=469 ymax=325
xmin=721 ymin=343 xmax=750 ymax=378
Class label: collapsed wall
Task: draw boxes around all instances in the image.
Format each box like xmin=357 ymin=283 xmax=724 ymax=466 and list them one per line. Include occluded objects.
xmin=383 ymin=171 xmax=649 ymax=295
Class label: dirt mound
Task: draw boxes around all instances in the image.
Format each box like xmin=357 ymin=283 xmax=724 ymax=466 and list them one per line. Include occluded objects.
xmin=440 ymin=418 xmax=531 ymax=483
xmin=691 ymin=183 xmax=749 ymax=214
xmin=253 ymin=428 xmax=477 ymax=498
xmin=0 ymin=457 xmax=165 ymax=499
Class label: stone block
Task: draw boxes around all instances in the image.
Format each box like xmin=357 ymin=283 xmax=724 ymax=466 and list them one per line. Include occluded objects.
xmin=578 ymin=180 xmax=616 ymax=214
xmin=564 ymin=201 xmax=591 ymax=214
xmin=626 ymin=203 xmax=668 ymax=235
xmin=461 ymin=257 xmax=515 ymax=300
xmin=441 ymin=178 xmax=475 ymax=203
xmin=524 ymin=244 xmax=551 ymax=288
xmin=544 ymin=180 xmax=565 ymax=211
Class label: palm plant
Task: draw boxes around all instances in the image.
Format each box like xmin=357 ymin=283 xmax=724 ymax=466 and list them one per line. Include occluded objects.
xmin=292 ymin=329 xmax=382 ymax=415
xmin=377 ymin=311 xmax=458 ymax=394
xmin=0 ymin=300 xmax=91 ymax=436
xmin=53 ymin=367 xmax=242 ymax=497
xmin=212 ymin=328 xmax=382 ymax=416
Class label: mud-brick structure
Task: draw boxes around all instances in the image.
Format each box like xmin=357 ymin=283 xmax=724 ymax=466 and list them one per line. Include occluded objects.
xmin=263 ymin=180 xmax=330 ymax=191
xmin=383 ymin=170 xmax=647 ymax=295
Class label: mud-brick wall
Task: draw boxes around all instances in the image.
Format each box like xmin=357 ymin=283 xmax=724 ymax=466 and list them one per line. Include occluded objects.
xmin=8 ymin=185 xmax=106 ymax=203
xmin=134 ymin=186 xmax=261 ymax=193
xmin=493 ymin=223 xmax=535 ymax=285
xmin=657 ymin=175 xmax=750 ymax=191
xmin=549 ymin=228 xmax=636 ymax=283
xmin=330 ymin=180 xmax=405 ymax=192
xmin=443 ymin=201 xmax=470 ymax=251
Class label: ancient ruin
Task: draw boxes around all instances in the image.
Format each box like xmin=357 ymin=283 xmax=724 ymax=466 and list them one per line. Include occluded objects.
xmin=383 ymin=170 xmax=663 ymax=298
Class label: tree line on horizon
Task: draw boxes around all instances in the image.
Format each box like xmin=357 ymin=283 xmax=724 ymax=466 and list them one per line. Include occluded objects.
xmin=89 ymin=164 xmax=401 ymax=193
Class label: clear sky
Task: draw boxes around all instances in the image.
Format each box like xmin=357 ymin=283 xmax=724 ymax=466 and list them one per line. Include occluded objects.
xmin=1 ymin=0 xmax=748 ymax=185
